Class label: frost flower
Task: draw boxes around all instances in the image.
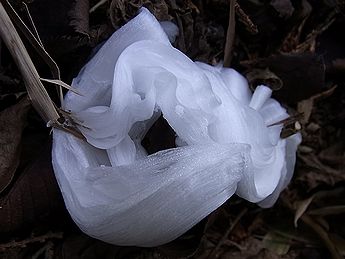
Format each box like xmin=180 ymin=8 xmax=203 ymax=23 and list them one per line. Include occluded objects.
xmin=52 ymin=8 xmax=301 ymax=247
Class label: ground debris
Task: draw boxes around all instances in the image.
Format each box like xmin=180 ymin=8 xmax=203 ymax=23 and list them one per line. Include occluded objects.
xmin=0 ymin=0 xmax=344 ymax=258
xmin=0 ymin=97 xmax=30 ymax=194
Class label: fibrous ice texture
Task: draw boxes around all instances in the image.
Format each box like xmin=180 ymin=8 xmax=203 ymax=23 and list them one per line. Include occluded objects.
xmin=52 ymin=8 xmax=301 ymax=247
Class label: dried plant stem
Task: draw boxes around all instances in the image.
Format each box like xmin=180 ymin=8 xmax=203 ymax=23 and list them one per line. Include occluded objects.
xmin=301 ymin=214 xmax=342 ymax=259
xmin=282 ymin=197 xmax=342 ymax=259
xmin=0 ymin=232 xmax=63 ymax=252
xmin=90 ymin=0 xmax=108 ymax=13
xmin=0 ymin=2 xmax=60 ymax=123
xmin=2 ymin=0 xmax=63 ymax=104
xmin=235 ymin=2 xmax=258 ymax=34
xmin=223 ymin=0 xmax=236 ymax=67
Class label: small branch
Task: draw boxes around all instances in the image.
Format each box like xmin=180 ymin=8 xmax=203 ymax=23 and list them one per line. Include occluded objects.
xmin=22 ymin=2 xmax=43 ymax=46
xmin=282 ymin=197 xmax=343 ymax=259
xmin=223 ymin=0 xmax=236 ymax=67
xmin=90 ymin=0 xmax=108 ymax=13
xmin=0 ymin=2 xmax=85 ymax=140
xmin=235 ymin=2 xmax=258 ymax=34
xmin=0 ymin=1 xmax=60 ymax=123
xmin=301 ymin=214 xmax=342 ymax=259
xmin=2 ymin=0 xmax=63 ymax=103
xmin=0 ymin=232 xmax=63 ymax=252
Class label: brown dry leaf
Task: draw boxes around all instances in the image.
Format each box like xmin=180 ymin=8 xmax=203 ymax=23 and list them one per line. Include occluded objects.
xmin=308 ymin=205 xmax=345 ymax=217
xmin=69 ymin=0 xmax=90 ymax=36
xmin=297 ymin=99 xmax=314 ymax=124
xmin=0 ymin=141 xmax=66 ymax=234
xmin=330 ymin=234 xmax=345 ymax=256
xmin=0 ymin=97 xmax=30 ymax=194
xmin=319 ymin=141 xmax=345 ymax=167
xmin=298 ymin=85 xmax=337 ymax=124
xmin=294 ymin=196 xmax=314 ymax=227
xmin=280 ymin=0 xmax=312 ymax=52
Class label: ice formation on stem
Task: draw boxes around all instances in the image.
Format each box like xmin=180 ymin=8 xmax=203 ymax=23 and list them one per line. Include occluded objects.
xmin=52 ymin=8 xmax=301 ymax=246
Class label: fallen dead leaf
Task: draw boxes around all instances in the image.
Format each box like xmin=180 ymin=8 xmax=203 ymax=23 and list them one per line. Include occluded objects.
xmin=330 ymin=234 xmax=345 ymax=256
xmin=298 ymin=85 xmax=337 ymax=124
xmin=294 ymin=196 xmax=314 ymax=227
xmin=308 ymin=205 xmax=345 ymax=217
xmin=0 ymin=140 xmax=67 ymax=234
xmin=0 ymin=96 xmax=30 ymax=194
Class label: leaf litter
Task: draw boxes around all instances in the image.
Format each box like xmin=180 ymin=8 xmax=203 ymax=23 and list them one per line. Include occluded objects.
xmin=0 ymin=0 xmax=345 ymax=258
xmin=0 ymin=96 xmax=30 ymax=194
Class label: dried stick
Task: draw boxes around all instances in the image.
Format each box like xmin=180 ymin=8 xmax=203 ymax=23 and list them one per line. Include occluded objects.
xmin=0 ymin=232 xmax=63 ymax=252
xmin=235 ymin=2 xmax=258 ymax=34
xmin=301 ymin=214 xmax=342 ymax=259
xmin=282 ymin=197 xmax=342 ymax=259
xmin=0 ymin=2 xmax=60 ymax=123
xmin=2 ymin=0 xmax=63 ymax=103
xmin=223 ymin=0 xmax=236 ymax=67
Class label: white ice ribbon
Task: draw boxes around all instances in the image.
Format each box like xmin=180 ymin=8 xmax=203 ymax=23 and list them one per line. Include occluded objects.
xmin=52 ymin=8 xmax=301 ymax=246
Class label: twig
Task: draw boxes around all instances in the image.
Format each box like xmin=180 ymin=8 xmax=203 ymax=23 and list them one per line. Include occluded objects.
xmin=295 ymin=11 xmax=336 ymax=53
xmin=2 ymin=0 xmax=63 ymax=103
xmin=282 ymin=197 xmax=343 ymax=259
xmin=223 ymin=0 xmax=236 ymax=67
xmin=90 ymin=0 xmax=108 ymax=13
xmin=208 ymin=207 xmax=248 ymax=258
xmin=0 ymin=1 xmax=60 ymax=123
xmin=0 ymin=232 xmax=63 ymax=252
xmin=298 ymin=153 xmax=344 ymax=180
xmin=235 ymin=2 xmax=258 ymax=34
xmin=22 ymin=2 xmax=43 ymax=46
xmin=31 ymin=241 xmax=54 ymax=259
xmin=0 ymin=2 xmax=85 ymax=140
xmin=301 ymin=214 xmax=342 ymax=259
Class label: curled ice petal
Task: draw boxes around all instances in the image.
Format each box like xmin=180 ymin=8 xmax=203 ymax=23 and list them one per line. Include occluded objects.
xmin=195 ymin=62 xmax=252 ymax=105
xmin=259 ymin=133 xmax=302 ymax=208
xmin=160 ymin=21 xmax=179 ymax=42
xmin=53 ymin=131 xmax=250 ymax=246
xmin=64 ymin=8 xmax=171 ymax=113
xmin=249 ymin=85 xmax=272 ymax=110
xmin=52 ymin=7 xmax=301 ymax=247
xmin=259 ymin=98 xmax=289 ymax=126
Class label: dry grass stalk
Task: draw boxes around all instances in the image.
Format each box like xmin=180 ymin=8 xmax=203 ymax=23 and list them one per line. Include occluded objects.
xmin=0 ymin=2 xmax=85 ymax=140
xmin=223 ymin=0 xmax=236 ymax=67
xmin=0 ymin=2 xmax=60 ymax=123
